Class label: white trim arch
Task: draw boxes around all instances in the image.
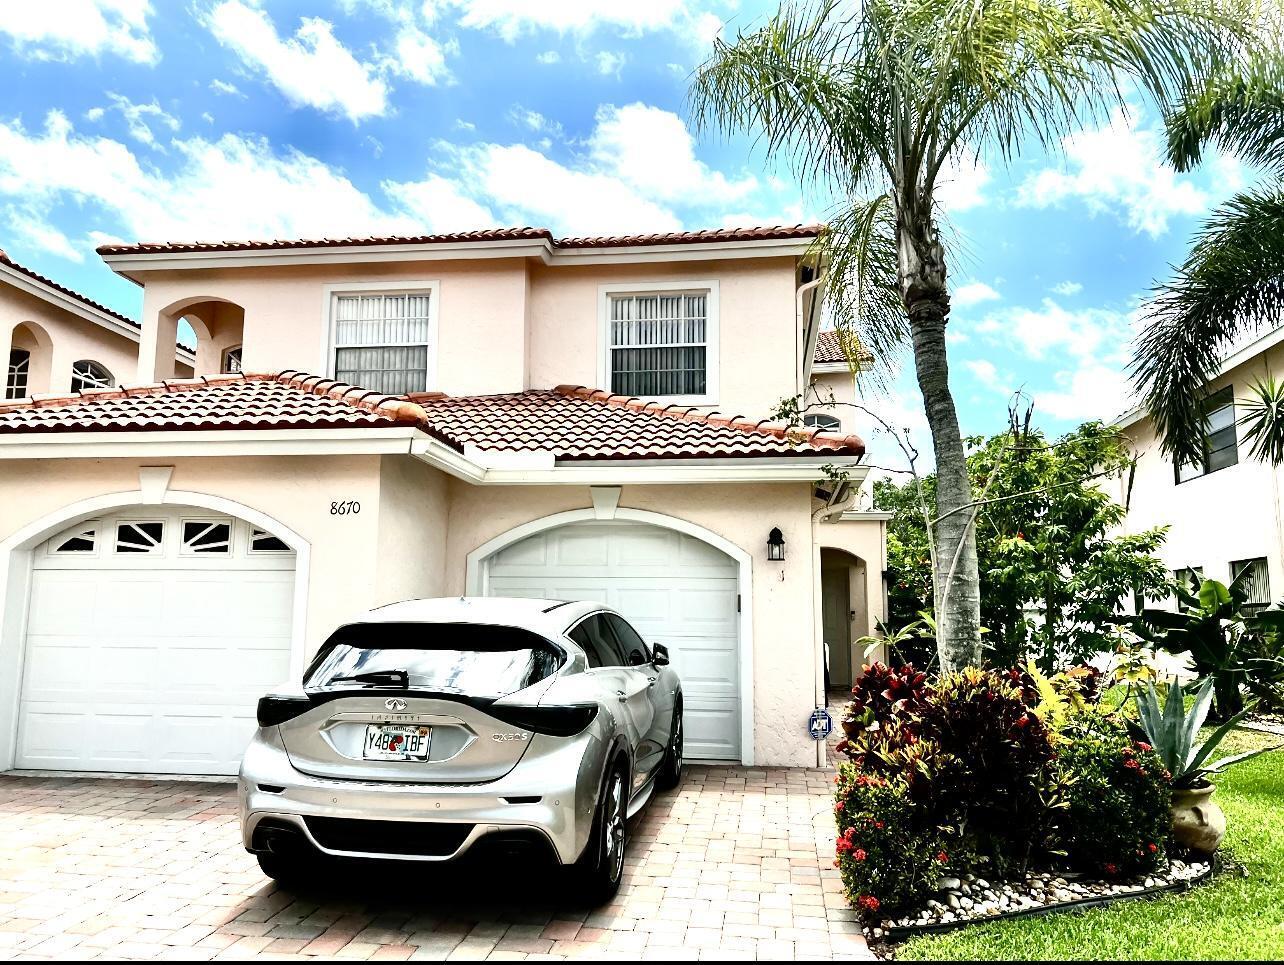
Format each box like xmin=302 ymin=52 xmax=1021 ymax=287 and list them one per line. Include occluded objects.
xmin=466 ymin=507 xmax=755 ymax=765
xmin=0 ymin=489 xmax=311 ymax=771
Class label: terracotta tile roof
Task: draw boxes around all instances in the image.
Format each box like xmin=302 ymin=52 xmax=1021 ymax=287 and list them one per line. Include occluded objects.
xmin=411 ymin=385 xmax=865 ymax=460
xmin=0 ymin=372 xmax=866 ymax=460
xmin=95 ymin=225 xmax=824 ymax=257
xmin=813 ymin=330 xmax=873 ymax=366
xmin=0 ymin=249 xmax=138 ymax=328
xmin=0 ymin=373 xmax=421 ymax=435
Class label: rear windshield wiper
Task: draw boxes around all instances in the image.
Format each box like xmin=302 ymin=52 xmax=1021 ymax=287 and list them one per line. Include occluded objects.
xmin=325 ymin=669 xmax=409 ymax=688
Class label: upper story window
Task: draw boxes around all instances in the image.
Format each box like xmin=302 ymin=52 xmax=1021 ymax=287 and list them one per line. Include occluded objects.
xmin=223 ymin=346 xmax=242 ymax=374
xmin=599 ymin=281 xmax=719 ymax=403
xmin=1175 ymin=385 xmax=1238 ymax=482
xmin=71 ymin=360 xmax=114 ymax=392
xmin=804 ymin=413 xmax=842 ymax=432
xmin=327 ymin=285 xmax=437 ymax=396
xmin=6 ymin=349 xmax=29 ymax=399
xmin=1232 ymin=557 xmax=1271 ymax=613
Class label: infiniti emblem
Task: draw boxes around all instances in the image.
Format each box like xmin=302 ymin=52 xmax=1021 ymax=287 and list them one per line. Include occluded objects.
xmin=384 ymin=697 xmax=408 ymax=712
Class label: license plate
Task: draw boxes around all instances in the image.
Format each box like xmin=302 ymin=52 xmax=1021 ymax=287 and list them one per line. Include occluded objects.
xmin=363 ymin=724 xmax=431 ymax=761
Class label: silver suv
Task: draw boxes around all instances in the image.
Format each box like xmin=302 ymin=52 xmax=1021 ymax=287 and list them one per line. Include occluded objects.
xmin=239 ymin=597 xmax=683 ymax=902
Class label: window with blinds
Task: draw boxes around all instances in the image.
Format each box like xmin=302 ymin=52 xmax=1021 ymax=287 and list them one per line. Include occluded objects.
xmin=1232 ymin=557 xmax=1271 ymax=612
xmin=332 ymin=292 xmax=432 ymax=395
xmin=608 ymin=291 xmax=708 ymax=397
xmin=1175 ymin=386 xmax=1238 ymax=482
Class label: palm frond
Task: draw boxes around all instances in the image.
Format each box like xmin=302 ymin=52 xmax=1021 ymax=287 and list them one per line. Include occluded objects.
xmin=1238 ymin=376 xmax=1284 ymax=465
xmin=1132 ymin=188 xmax=1284 ymax=464
xmin=1165 ymin=50 xmax=1284 ymax=174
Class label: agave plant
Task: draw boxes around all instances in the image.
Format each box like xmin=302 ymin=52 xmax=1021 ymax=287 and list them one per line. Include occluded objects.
xmin=1135 ymin=678 xmax=1280 ymax=790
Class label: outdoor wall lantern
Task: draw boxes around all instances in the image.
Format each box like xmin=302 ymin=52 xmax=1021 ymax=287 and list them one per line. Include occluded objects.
xmin=767 ymin=527 xmax=786 ymax=562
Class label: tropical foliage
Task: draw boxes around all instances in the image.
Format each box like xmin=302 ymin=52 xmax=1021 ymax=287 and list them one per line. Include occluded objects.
xmin=693 ymin=0 xmax=1248 ymax=672
xmin=1133 ymin=52 xmax=1284 ymax=466
xmin=1134 ymin=678 xmax=1280 ymax=790
xmin=878 ymin=419 xmax=1172 ymax=670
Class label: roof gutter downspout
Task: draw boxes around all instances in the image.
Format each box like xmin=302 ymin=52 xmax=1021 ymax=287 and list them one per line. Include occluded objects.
xmin=797 ymin=269 xmax=826 ymax=399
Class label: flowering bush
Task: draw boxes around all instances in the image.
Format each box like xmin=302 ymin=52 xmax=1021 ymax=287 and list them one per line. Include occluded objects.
xmin=1051 ymin=711 xmax=1171 ymax=877
xmin=833 ymin=763 xmax=954 ymax=913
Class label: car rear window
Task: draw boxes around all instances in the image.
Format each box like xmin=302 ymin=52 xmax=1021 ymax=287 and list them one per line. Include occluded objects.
xmin=304 ymin=622 xmax=564 ymax=699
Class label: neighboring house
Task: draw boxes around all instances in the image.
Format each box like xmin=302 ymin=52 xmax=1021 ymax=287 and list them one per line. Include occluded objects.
xmin=0 ymin=249 xmax=194 ymax=399
xmin=0 ymin=226 xmax=888 ymax=777
xmin=1116 ymin=325 xmax=1284 ymax=613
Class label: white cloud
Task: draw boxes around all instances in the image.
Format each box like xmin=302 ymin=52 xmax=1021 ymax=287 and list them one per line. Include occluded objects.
xmin=508 ymin=107 xmax=562 ymax=137
xmin=4 ymin=207 xmax=83 ymax=261
xmin=951 ymin=280 xmax=1000 ymax=309
xmin=536 ymin=49 xmax=559 ymax=63
xmin=595 ymin=49 xmax=625 ymax=77
xmin=1016 ymin=107 xmax=1207 ymax=237
xmin=204 ymin=2 xmax=390 ymax=122
xmin=1034 ymin=363 xmax=1130 ymax=422
xmin=382 ymin=23 xmax=453 ymax=86
xmin=1050 ymin=280 xmax=1083 ymax=296
xmin=936 ymin=154 xmax=989 ymax=212
xmin=587 ymin=102 xmax=756 ymax=206
xmin=98 ymin=93 xmax=179 ymax=149
xmin=0 ymin=0 xmax=157 ymax=63
xmin=0 ymin=111 xmax=417 ymax=243
xmin=381 ymin=174 xmax=497 ymax=231
xmin=433 ymin=0 xmax=703 ymax=41
xmin=209 ymin=78 xmax=244 ymax=97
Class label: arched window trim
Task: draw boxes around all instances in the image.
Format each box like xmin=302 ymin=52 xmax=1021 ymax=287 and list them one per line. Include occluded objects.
xmin=71 ymin=359 xmax=115 ymax=392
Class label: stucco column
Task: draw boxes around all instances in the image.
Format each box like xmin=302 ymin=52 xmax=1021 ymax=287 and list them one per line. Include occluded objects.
xmin=0 ymin=324 xmax=11 ymax=398
xmin=137 ymin=308 xmax=179 ymax=384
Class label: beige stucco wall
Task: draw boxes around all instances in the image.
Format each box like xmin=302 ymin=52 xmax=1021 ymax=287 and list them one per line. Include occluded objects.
xmin=0 ymin=283 xmax=142 ymax=396
xmin=809 ymin=368 xmax=859 ymax=432
xmin=133 ymin=254 xmax=803 ymax=419
xmin=0 ymin=455 xmax=832 ymax=766
xmin=1122 ymin=343 xmax=1284 ymax=600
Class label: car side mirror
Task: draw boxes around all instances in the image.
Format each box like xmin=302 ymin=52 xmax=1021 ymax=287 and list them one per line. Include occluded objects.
xmin=652 ymin=643 xmax=670 ymax=667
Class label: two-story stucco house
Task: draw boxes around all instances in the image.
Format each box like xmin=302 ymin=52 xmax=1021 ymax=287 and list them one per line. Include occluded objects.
xmin=0 ymin=249 xmax=194 ymax=399
xmin=0 ymin=226 xmax=889 ymax=777
xmin=1116 ymin=325 xmax=1284 ymax=612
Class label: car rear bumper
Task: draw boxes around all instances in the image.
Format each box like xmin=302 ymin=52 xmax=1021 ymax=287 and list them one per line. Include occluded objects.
xmin=238 ymin=726 xmax=605 ymax=865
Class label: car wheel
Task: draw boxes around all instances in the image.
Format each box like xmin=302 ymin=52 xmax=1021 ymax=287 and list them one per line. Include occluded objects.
xmin=574 ymin=764 xmax=627 ymax=904
xmin=655 ymin=706 xmax=683 ymax=790
xmin=256 ymin=850 xmax=312 ymax=888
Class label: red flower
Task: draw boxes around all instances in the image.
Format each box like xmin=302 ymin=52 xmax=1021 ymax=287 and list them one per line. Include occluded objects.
xmin=1124 ymin=758 xmax=1141 ymax=771
xmin=834 ymin=801 xmax=845 ymax=815
xmin=874 ymin=820 xmax=885 ymax=830
xmin=937 ymin=851 xmax=949 ymax=863
xmin=1104 ymin=863 xmax=1119 ymax=876
xmin=1147 ymin=842 xmax=1158 ymax=853
xmin=836 ymin=828 xmax=857 ymax=855
xmin=857 ymin=895 xmax=881 ymax=912
xmin=853 ymin=848 xmax=868 ymax=862
xmin=1015 ymin=714 xmax=1030 ymax=729
xmin=1136 ymin=741 xmax=1152 ymax=752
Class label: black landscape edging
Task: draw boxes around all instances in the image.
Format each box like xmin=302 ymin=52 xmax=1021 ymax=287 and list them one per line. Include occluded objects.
xmin=882 ymin=861 xmax=1215 ymax=940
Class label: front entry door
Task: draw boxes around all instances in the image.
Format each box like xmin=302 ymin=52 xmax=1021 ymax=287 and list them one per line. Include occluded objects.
xmin=821 ymin=567 xmax=852 ymax=688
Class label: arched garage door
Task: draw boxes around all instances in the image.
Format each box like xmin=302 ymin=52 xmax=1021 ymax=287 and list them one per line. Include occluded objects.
xmin=484 ymin=520 xmax=742 ymax=761
xmin=15 ymin=506 xmax=296 ymax=775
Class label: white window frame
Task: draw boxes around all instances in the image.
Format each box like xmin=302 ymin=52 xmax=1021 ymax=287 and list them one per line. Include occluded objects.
xmin=70 ymin=359 xmax=115 ymax=392
xmin=321 ymin=280 xmax=440 ymax=395
xmin=112 ymin=519 xmax=167 ymax=556
xmin=179 ymin=516 xmax=235 ymax=557
xmin=248 ymin=526 xmax=293 ymax=555
xmin=222 ymin=345 xmax=243 ymax=374
xmin=47 ymin=520 xmax=100 ymax=558
xmin=597 ymin=280 xmax=720 ymax=405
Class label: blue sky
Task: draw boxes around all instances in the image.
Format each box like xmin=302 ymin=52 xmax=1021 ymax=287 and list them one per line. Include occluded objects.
xmin=0 ymin=1 xmax=1255 ymax=451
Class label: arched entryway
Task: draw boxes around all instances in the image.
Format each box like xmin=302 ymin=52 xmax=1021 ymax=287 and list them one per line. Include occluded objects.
xmin=820 ymin=547 xmax=870 ymax=689
xmin=0 ymin=496 xmax=306 ymax=775
xmin=147 ymin=296 xmax=245 ymax=381
xmin=468 ymin=510 xmax=752 ymax=764
xmin=6 ymin=321 xmax=52 ymax=399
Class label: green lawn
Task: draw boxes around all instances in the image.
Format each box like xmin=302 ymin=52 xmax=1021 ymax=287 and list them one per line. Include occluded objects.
xmin=897 ymin=728 xmax=1284 ymax=961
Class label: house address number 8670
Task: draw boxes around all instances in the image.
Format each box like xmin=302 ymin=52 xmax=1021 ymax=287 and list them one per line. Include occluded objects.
xmin=330 ymin=500 xmax=362 ymax=516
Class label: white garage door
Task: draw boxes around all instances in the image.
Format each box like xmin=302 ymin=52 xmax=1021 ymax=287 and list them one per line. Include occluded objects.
xmin=485 ymin=520 xmax=742 ymax=761
xmin=16 ymin=508 xmax=296 ymax=776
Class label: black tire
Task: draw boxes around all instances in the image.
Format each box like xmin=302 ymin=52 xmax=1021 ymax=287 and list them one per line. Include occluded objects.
xmin=655 ymin=705 xmax=684 ymax=791
xmin=256 ymin=849 xmax=312 ymax=888
xmin=573 ymin=764 xmax=628 ymax=905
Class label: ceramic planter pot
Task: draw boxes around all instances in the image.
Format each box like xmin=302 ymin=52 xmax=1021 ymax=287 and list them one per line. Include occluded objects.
xmin=1171 ymin=783 xmax=1226 ymax=854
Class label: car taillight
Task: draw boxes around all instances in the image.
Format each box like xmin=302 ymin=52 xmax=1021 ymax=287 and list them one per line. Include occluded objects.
xmin=257 ymin=694 xmax=313 ymax=727
xmin=489 ymin=703 xmax=599 ymax=737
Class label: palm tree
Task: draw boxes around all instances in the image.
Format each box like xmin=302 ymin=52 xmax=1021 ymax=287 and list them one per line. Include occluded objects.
xmin=1132 ymin=54 xmax=1284 ymax=468
xmin=692 ymin=0 xmax=1247 ymax=671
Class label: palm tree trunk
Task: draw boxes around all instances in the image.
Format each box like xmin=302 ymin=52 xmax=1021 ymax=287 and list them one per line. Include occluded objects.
xmin=901 ymin=210 xmax=982 ymax=672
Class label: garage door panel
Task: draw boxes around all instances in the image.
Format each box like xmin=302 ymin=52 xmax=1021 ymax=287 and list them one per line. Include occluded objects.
xmin=488 ymin=521 xmax=742 ymax=762
xmin=17 ymin=508 xmax=296 ymax=776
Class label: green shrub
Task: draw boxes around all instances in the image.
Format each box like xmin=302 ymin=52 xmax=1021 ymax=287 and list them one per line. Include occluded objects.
xmin=922 ymin=668 xmax=1064 ymax=876
xmin=1052 ymin=711 xmax=1171 ymax=877
xmin=834 ymin=764 xmax=954 ymax=914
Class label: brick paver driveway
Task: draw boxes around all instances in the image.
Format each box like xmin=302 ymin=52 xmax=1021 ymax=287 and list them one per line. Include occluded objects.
xmin=0 ymin=765 xmax=871 ymax=961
